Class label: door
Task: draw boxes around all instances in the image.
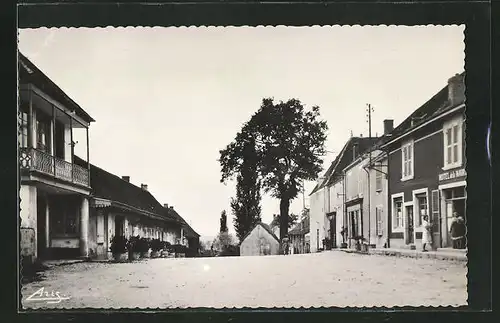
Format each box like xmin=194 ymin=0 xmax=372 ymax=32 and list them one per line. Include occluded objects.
xmin=36 ymin=195 xmax=47 ymax=258
xmin=406 ymin=205 xmax=414 ymax=244
xmin=331 ymin=214 xmax=337 ymax=248
xmin=431 ymin=190 xmax=441 ymax=249
xmin=115 ymin=216 xmax=124 ymax=237
xmin=444 ymin=201 xmax=454 ymax=248
xmin=54 ymin=121 xmax=65 ymax=159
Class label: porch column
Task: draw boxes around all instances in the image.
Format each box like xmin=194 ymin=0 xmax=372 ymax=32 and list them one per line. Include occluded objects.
xmin=27 ymin=87 xmax=34 ymax=148
xmin=45 ymin=195 xmax=50 ymax=248
xmin=80 ymin=197 xmax=89 ymax=258
xmin=86 ymin=126 xmax=90 ymax=168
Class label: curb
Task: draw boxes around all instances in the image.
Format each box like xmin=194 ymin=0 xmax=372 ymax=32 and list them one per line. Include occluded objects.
xmin=332 ymin=248 xmax=467 ymax=262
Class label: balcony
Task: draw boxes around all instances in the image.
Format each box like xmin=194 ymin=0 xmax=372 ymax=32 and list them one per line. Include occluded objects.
xmin=19 ymin=147 xmax=90 ymax=187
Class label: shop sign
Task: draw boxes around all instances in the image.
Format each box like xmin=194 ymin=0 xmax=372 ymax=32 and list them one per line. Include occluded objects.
xmin=93 ymin=199 xmax=112 ymax=208
xmin=438 ymin=168 xmax=466 ymax=182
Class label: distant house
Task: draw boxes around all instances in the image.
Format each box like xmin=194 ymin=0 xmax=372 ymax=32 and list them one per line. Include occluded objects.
xmin=239 ymin=222 xmax=280 ymax=257
xmin=165 ymin=204 xmax=201 ymax=257
xmin=289 ymin=210 xmax=310 ymax=254
xmin=74 ymin=157 xmax=184 ymax=260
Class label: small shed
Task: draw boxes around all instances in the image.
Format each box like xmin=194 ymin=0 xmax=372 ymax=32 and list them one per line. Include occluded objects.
xmin=240 ymin=222 xmax=280 ymax=257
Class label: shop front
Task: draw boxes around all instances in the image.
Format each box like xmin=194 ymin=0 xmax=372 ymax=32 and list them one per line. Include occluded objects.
xmin=438 ymin=168 xmax=467 ymax=249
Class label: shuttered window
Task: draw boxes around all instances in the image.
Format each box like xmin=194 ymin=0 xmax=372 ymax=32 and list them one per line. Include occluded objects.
xmin=376 ymin=207 xmax=383 ymax=236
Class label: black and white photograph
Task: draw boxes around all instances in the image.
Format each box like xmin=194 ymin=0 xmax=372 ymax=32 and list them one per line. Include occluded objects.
xmin=18 ymin=24 xmax=470 ymax=309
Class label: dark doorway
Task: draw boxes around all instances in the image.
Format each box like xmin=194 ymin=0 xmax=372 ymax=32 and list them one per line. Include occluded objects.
xmin=36 ymin=194 xmax=47 ymax=259
xmin=330 ymin=212 xmax=337 ymax=248
xmin=406 ymin=205 xmax=414 ymax=244
xmin=54 ymin=121 xmax=65 ymax=159
xmin=115 ymin=216 xmax=124 ymax=237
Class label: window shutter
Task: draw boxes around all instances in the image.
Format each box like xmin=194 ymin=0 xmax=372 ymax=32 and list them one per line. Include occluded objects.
xmin=376 ymin=208 xmax=383 ymax=237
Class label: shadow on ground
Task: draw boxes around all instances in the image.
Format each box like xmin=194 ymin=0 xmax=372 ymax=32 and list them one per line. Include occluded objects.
xmin=21 ymin=258 xmax=47 ymax=284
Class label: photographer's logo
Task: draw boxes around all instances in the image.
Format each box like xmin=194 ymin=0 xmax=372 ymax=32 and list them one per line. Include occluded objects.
xmin=25 ymin=287 xmax=70 ymax=304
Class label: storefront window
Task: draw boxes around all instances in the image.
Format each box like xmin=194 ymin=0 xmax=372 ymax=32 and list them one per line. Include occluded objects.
xmin=50 ymin=196 xmax=79 ymax=236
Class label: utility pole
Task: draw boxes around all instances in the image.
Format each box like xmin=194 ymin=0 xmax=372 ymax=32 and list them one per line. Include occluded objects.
xmin=366 ymin=103 xmax=374 ymax=248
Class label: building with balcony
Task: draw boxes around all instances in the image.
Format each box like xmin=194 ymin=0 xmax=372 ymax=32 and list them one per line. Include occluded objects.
xmin=380 ymin=73 xmax=466 ymax=251
xmin=18 ymin=53 xmax=95 ymax=262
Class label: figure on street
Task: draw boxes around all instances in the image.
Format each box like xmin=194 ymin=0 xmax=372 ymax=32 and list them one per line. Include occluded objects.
xmin=450 ymin=211 xmax=466 ymax=249
xmin=421 ymin=214 xmax=432 ymax=252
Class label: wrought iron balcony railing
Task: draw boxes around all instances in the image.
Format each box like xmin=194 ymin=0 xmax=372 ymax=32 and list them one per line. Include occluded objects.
xmin=19 ymin=147 xmax=90 ymax=187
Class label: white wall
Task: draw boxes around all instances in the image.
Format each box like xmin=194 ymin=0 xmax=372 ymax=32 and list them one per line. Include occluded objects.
xmin=369 ymin=153 xmax=389 ymax=248
xmin=309 ymin=189 xmax=326 ymax=252
xmin=240 ymin=225 xmax=280 ymax=257
xmin=328 ymin=180 xmax=345 ymax=247
xmin=20 ymin=185 xmax=38 ymax=259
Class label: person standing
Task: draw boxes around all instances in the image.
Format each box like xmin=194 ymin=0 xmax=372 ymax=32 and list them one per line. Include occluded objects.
xmin=421 ymin=215 xmax=432 ymax=252
xmin=450 ymin=211 xmax=466 ymax=249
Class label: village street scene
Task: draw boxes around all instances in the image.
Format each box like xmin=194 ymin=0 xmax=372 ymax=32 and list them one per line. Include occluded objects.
xmin=18 ymin=26 xmax=467 ymax=309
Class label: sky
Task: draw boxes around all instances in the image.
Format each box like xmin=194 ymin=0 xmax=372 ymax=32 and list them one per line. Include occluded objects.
xmin=18 ymin=26 xmax=465 ymax=241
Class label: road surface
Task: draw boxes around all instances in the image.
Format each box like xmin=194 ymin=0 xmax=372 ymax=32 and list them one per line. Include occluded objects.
xmin=21 ymin=251 xmax=467 ymax=309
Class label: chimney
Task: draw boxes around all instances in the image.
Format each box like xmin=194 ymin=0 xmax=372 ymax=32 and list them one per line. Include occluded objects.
xmin=448 ymin=73 xmax=465 ymax=107
xmin=169 ymin=206 xmax=174 ymax=210
xmin=141 ymin=184 xmax=148 ymax=191
xmin=383 ymin=119 xmax=394 ymax=135
xmin=164 ymin=203 xmax=168 ymax=208
xmin=121 ymin=176 xmax=130 ymax=182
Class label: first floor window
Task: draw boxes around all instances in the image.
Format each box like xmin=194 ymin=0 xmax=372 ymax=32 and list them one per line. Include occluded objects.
xmin=50 ymin=197 xmax=79 ymax=236
xmin=416 ymin=194 xmax=428 ymax=227
xmin=394 ymin=198 xmax=403 ymax=229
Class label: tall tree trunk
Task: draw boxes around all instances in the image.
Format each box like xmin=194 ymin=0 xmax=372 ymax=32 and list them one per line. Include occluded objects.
xmin=279 ymin=198 xmax=290 ymax=240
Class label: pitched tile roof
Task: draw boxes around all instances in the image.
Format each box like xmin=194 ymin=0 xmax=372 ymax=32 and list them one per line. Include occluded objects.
xmin=241 ymin=222 xmax=280 ymax=243
xmin=384 ymin=72 xmax=465 ymax=144
xmin=74 ymin=156 xmax=177 ymax=223
xmin=289 ymin=214 xmax=310 ymax=236
xmin=163 ymin=206 xmax=200 ymax=238
xmin=310 ymin=136 xmax=379 ymax=195
xmin=18 ymin=52 xmax=95 ymax=124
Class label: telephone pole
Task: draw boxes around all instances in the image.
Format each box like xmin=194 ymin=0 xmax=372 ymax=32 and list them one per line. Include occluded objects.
xmin=366 ymin=103 xmax=374 ymax=248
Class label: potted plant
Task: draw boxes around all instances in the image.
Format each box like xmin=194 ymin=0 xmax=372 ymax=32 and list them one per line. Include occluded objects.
xmin=323 ymin=238 xmax=332 ymax=250
xmin=353 ymin=235 xmax=367 ymax=252
xmin=139 ymin=237 xmax=151 ymax=258
xmin=150 ymin=239 xmax=163 ymax=258
xmin=110 ymin=235 xmax=128 ymax=262
xmin=161 ymin=241 xmax=171 ymax=258
xmin=127 ymin=236 xmax=141 ymax=261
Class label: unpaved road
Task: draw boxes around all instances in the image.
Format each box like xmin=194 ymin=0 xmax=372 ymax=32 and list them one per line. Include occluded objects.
xmin=21 ymin=251 xmax=467 ymax=309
